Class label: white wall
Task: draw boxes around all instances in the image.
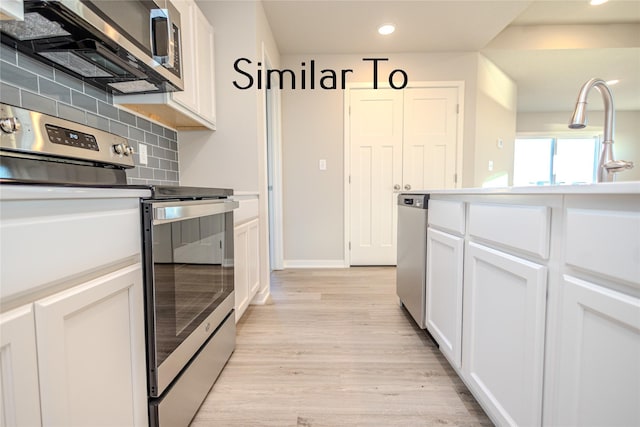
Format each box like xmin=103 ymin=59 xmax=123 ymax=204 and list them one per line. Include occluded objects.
xmin=179 ymin=1 xmax=259 ymax=191
xmin=474 ymin=55 xmax=518 ymax=187
xmin=517 ymin=110 xmax=640 ymax=182
xmin=180 ymin=0 xmax=281 ymax=301
xmin=281 ymin=52 xmax=489 ymax=263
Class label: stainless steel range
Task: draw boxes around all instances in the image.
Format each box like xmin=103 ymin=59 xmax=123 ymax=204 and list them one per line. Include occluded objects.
xmin=0 ymin=103 xmax=237 ymax=427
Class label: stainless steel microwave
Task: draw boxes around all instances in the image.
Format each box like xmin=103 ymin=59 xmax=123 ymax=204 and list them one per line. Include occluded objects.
xmin=0 ymin=0 xmax=183 ymax=94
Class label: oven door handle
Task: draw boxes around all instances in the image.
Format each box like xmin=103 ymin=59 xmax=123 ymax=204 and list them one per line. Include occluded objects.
xmin=152 ymin=199 xmax=239 ymax=224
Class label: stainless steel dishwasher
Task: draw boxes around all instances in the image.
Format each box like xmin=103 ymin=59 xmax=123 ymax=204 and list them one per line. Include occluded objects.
xmin=396 ymin=193 xmax=429 ymax=328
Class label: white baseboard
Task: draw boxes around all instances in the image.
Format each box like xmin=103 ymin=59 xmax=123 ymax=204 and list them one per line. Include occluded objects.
xmin=283 ymin=259 xmax=348 ymax=269
xmin=250 ymin=287 xmax=271 ymax=305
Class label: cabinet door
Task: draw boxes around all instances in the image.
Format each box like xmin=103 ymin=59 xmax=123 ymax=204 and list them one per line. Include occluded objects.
xmin=234 ymin=222 xmax=250 ymax=321
xmin=0 ymin=305 xmax=41 ymax=427
xmin=248 ymin=219 xmax=260 ymax=296
xmin=34 ymin=264 xmax=147 ymax=427
xmin=548 ymin=275 xmax=640 ymax=427
xmin=194 ymin=6 xmax=216 ymax=124
xmin=426 ymin=228 xmax=463 ymax=369
xmin=463 ymin=242 xmax=547 ymax=427
xmin=171 ymin=0 xmax=198 ymax=113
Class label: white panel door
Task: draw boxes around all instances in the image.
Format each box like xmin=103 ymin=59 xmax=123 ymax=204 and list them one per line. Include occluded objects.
xmin=35 ymin=264 xmax=147 ymax=427
xmin=403 ymin=87 xmax=458 ymax=190
xmin=547 ymin=275 xmax=640 ymax=427
xmin=349 ymin=88 xmax=403 ymax=265
xmin=0 ymin=305 xmax=41 ymax=427
xmin=463 ymin=242 xmax=547 ymax=427
xmin=426 ymin=228 xmax=464 ymax=369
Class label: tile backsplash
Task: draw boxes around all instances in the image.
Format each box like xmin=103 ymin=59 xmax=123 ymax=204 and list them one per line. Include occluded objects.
xmin=0 ymin=44 xmax=179 ymax=186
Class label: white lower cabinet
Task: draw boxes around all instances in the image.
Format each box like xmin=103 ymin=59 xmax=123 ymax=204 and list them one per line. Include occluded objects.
xmin=234 ymin=218 xmax=260 ymax=321
xmin=0 ymin=305 xmax=41 ymax=427
xmin=35 ymin=263 xmax=147 ymax=427
xmin=426 ymin=227 xmax=464 ymax=368
xmin=463 ymin=242 xmax=547 ymax=427
xmin=546 ymin=275 xmax=640 ymax=427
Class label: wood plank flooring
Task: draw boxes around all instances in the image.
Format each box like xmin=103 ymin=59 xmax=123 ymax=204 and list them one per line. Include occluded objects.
xmin=190 ymin=267 xmax=492 ymax=426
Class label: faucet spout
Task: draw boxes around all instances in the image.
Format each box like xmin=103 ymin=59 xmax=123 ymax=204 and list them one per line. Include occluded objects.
xmin=568 ymin=78 xmax=633 ymax=182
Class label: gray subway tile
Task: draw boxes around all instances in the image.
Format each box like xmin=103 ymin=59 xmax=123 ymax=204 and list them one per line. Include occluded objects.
xmin=54 ymin=70 xmax=84 ymax=92
xmin=153 ymin=169 xmax=167 ymax=180
xmin=39 ymin=78 xmax=71 ymax=103
xmin=147 ymin=156 xmax=160 ymax=169
xmin=139 ymin=167 xmax=154 ymax=179
xmin=58 ymin=103 xmax=86 ymax=124
xmin=0 ymin=82 xmax=21 ymax=106
xmin=21 ymin=91 xmax=57 ymax=116
xmin=170 ymin=161 xmax=179 ymax=172
xmin=167 ymin=171 xmax=178 ymax=182
xmin=0 ymin=44 xmax=17 ymax=64
xmin=170 ymin=140 xmax=177 ymax=151
xmin=152 ymin=146 xmax=166 ymax=159
xmin=144 ymin=132 xmax=158 ymax=145
xmin=84 ymin=84 xmax=109 ymax=102
xmin=151 ymin=123 xmax=164 ymax=136
xmin=118 ymin=110 xmax=137 ymax=126
xmin=1 ymin=61 xmax=38 ymax=91
xmin=71 ymin=90 xmax=97 ymax=113
xmin=17 ymin=53 xmax=54 ymax=80
xmin=158 ymin=136 xmax=171 ymax=150
xmin=129 ymin=127 xmax=145 ymax=142
xmin=164 ymin=128 xmax=177 ymax=140
xmin=98 ymin=101 xmax=119 ymax=120
xmin=137 ymin=117 xmax=151 ymax=131
xmin=110 ymin=120 xmax=128 ymax=138
xmin=159 ymin=159 xmax=171 ymax=170
xmin=86 ymin=113 xmax=110 ymax=132
xmin=127 ymin=164 xmax=140 ymax=178
xmin=128 ymin=177 xmax=148 ymax=185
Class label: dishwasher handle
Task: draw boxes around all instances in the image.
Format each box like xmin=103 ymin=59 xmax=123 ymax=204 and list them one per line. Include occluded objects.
xmin=398 ymin=194 xmax=429 ymax=208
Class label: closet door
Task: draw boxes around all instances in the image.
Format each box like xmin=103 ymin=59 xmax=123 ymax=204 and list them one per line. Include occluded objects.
xmin=403 ymin=87 xmax=459 ymax=190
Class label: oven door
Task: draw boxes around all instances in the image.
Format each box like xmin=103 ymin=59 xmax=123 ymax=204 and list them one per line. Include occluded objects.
xmin=142 ymin=198 xmax=238 ymax=397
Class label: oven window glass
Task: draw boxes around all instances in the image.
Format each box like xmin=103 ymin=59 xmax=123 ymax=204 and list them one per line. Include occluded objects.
xmin=152 ymin=211 xmax=234 ymax=365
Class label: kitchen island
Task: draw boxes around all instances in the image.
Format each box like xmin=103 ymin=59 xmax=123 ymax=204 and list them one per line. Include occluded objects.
xmin=411 ymin=183 xmax=639 ymax=427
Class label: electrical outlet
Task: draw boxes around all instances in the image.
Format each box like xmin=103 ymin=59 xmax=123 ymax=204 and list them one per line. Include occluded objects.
xmin=488 ymin=160 xmax=494 ymax=171
xmin=319 ymin=159 xmax=327 ymax=170
xmin=139 ymin=143 xmax=148 ymax=165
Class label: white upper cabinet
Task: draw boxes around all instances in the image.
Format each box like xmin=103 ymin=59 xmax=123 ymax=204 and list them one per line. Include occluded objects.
xmin=114 ymin=0 xmax=216 ymax=130
xmin=0 ymin=0 xmax=23 ymax=20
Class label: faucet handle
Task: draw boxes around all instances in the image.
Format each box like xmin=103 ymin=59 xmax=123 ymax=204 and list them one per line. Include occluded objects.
xmin=604 ymin=160 xmax=634 ymax=172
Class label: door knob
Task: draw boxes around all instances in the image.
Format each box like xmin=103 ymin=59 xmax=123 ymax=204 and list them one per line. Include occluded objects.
xmin=393 ymin=184 xmax=401 ymax=191
xmin=404 ymin=184 xmax=412 ymax=190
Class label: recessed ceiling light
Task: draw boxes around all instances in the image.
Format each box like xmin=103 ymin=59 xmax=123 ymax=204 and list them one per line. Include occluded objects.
xmin=590 ymin=0 xmax=609 ymax=5
xmin=606 ymin=79 xmax=619 ymax=85
xmin=378 ymin=24 xmax=395 ymax=35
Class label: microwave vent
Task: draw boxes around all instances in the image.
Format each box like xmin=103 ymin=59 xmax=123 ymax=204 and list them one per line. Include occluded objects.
xmin=0 ymin=12 xmax=70 ymax=41
xmin=108 ymin=80 xmax=159 ymax=93
xmin=39 ymin=51 xmax=112 ymax=78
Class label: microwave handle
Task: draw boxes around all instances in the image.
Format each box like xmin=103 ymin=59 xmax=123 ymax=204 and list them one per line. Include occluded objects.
xmin=152 ymin=199 xmax=239 ymax=224
xmin=150 ymin=8 xmax=175 ymax=69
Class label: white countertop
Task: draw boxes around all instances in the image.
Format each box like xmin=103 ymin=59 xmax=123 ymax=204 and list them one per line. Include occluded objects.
xmin=407 ymin=181 xmax=640 ymax=196
xmin=0 ymin=184 xmax=151 ymax=200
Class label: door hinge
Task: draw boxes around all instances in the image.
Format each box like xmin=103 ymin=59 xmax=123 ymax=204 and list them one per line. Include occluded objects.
xmin=456 ymin=104 xmax=460 ymax=114
xmin=349 ymin=242 xmax=351 ymax=250
xmin=454 ymin=173 xmax=458 ymax=184
xmin=349 ymin=175 xmax=351 ymax=184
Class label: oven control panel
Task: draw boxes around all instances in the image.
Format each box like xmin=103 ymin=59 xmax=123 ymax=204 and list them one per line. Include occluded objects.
xmin=45 ymin=124 xmax=99 ymax=151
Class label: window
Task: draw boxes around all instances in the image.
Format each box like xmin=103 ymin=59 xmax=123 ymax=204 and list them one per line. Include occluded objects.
xmin=513 ymin=136 xmax=598 ymax=186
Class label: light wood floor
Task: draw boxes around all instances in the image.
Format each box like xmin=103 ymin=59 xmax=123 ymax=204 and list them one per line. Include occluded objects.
xmin=190 ymin=267 xmax=492 ymax=426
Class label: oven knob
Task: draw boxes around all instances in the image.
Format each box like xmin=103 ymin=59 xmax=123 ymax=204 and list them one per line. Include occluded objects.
xmin=113 ymin=143 xmax=127 ymax=155
xmin=0 ymin=117 xmax=21 ymax=134
xmin=125 ymin=145 xmax=134 ymax=156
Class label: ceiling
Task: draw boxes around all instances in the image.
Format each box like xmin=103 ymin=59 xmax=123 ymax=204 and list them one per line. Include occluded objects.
xmin=261 ymin=0 xmax=640 ymax=112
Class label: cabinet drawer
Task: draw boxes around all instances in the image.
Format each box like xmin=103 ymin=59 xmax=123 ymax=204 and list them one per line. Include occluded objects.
xmin=428 ymin=200 xmax=465 ymax=235
xmin=0 ymin=198 xmax=142 ymax=300
xmin=469 ymin=203 xmax=550 ymax=259
xmin=565 ymin=208 xmax=640 ymax=287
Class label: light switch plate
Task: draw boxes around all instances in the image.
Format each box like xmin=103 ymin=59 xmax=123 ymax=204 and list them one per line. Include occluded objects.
xmin=139 ymin=143 xmax=148 ymax=165
xmin=319 ymin=159 xmax=327 ymax=170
